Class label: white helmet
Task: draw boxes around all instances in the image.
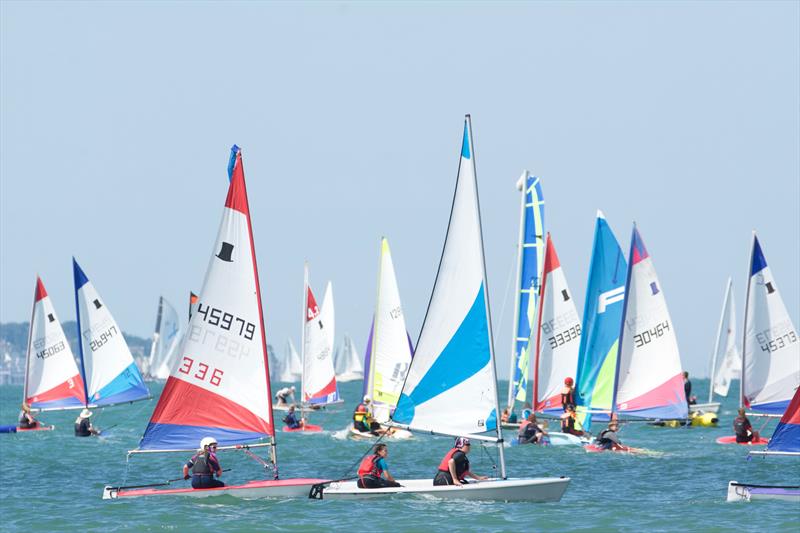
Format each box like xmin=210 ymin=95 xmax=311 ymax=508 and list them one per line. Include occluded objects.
xmin=363 ymin=395 xmax=371 ymax=403
xmin=200 ymin=436 xmax=218 ymax=450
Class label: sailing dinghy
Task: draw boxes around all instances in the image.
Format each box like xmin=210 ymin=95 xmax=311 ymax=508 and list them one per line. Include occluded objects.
xmin=323 ymin=116 xmax=569 ymax=502
xmin=145 ymin=296 xmax=183 ymax=381
xmin=334 ymin=334 xmax=364 ymax=382
xmin=103 ymin=147 xmax=327 ymax=499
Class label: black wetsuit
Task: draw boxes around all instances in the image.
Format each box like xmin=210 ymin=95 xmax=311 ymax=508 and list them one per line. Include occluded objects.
xmin=433 ymin=450 xmax=469 ymax=485
xmin=596 ymin=428 xmax=621 ymax=450
xmin=734 ymin=416 xmax=753 ymax=443
xmin=186 ymin=453 xmax=225 ymax=489
xmin=74 ymin=418 xmax=92 ymax=437
xmin=18 ymin=411 xmax=37 ymax=429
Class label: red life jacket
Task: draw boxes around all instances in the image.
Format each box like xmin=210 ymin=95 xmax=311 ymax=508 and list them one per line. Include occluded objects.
xmin=437 ymin=448 xmax=460 ymax=472
xmin=357 ymin=454 xmax=383 ymax=480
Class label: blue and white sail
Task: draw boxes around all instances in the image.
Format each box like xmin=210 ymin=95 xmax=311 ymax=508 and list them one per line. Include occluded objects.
xmin=742 ymin=233 xmax=800 ymax=414
xmin=506 ymin=171 xmax=545 ymax=407
xmin=574 ymin=211 xmax=627 ymax=430
xmin=393 ymin=116 xmax=501 ymax=441
xmin=73 ymin=258 xmax=149 ymax=407
xmin=147 ymin=296 xmax=183 ymax=380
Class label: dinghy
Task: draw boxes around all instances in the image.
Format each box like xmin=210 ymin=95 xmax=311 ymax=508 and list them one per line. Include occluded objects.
xmin=505 ymin=171 xmax=545 ymax=413
xmin=102 ymin=146 xmax=327 ymax=500
xmin=334 ymin=334 xmax=364 ymax=382
xmin=323 ymin=116 xmax=570 ymax=502
xmin=144 ymin=296 xmax=183 ymax=381
xmin=726 ymin=481 xmax=800 ymax=503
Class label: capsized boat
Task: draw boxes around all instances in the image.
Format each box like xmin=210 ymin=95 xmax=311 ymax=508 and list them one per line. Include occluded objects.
xmin=103 ymin=146 xmax=327 ymax=500
xmin=322 ymin=116 xmax=569 ymax=502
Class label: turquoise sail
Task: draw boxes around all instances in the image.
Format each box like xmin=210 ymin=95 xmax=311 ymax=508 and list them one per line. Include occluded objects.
xmin=507 ymin=173 xmax=545 ymax=407
xmin=574 ymin=211 xmax=626 ymax=431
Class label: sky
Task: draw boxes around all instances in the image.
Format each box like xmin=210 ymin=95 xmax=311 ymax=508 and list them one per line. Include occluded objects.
xmin=1 ymin=1 xmax=798 ymax=379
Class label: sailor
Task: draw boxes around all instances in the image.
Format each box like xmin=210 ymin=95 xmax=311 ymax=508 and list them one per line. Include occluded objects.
xmin=518 ymin=413 xmax=547 ymax=445
xmin=433 ymin=437 xmax=489 ymax=486
xmin=561 ymin=377 xmax=576 ymax=411
xmin=356 ymin=443 xmax=401 ymax=489
xmin=595 ymin=420 xmax=623 ymax=450
xmin=18 ymin=402 xmax=39 ymax=429
xmin=560 ymin=404 xmax=584 ymax=436
xmin=683 ymin=371 xmax=697 ymax=408
xmin=74 ymin=408 xmax=100 ymax=437
xmin=183 ymin=437 xmax=225 ymax=489
xmin=733 ymin=408 xmax=759 ymax=443
xmin=274 ymin=385 xmax=296 ymax=406
xmin=352 ymin=397 xmax=371 ymax=433
xmin=520 ymin=402 xmax=533 ymax=421
xmin=282 ymin=404 xmax=302 ymax=430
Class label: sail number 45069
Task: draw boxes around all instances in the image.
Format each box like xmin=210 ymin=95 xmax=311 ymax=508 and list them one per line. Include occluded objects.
xmin=178 ymin=356 xmax=224 ymax=386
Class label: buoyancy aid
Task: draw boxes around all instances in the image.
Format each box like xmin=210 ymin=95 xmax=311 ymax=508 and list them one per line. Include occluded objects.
xmin=733 ymin=416 xmax=750 ymax=437
xmin=357 ymin=454 xmax=383 ymax=480
xmin=438 ymin=448 xmax=468 ymax=478
xmin=191 ymin=454 xmax=217 ymax=476
xmin=353 ymin=403 xmax=368 ymax=424
xmin=561 ymin=388 xmax=575 ymax=409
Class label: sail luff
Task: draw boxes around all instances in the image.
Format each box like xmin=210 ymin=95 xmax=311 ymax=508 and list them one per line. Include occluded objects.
xmin=23 ymin=277 xmax=37 ymax=404
xmin=73 ymin=259 xmax=90 ymax=407
xmin=709 ymin=278 xmax=732 ymax=402
xmin=741 ymin=233 xmax=755 ymax=409
xmin=506 ymin=174 xmax=528 ymax=408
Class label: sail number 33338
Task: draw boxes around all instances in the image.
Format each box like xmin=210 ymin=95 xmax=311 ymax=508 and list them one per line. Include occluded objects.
xmin=195 ymin=303 xmax=255 ymax=340
xmin=178 ymin=356 xmax=224 ymax=387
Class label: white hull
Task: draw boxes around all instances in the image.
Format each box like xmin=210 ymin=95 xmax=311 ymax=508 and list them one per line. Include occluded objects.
xmin=547 ymin=432 xmax=590 ymax=446
xmin=323 ymin=477 xmax=569 ymax=502
xmin=103 ymin=478 xmax=327 ymax=500
xmin=691 ymin=402 xmax=721 ymax=414
xmin=336 ymin=372 xmax=364 ymax=382
xmin=727 ymin=481 xmax=800 ymax=502
xmin=348 ymin=427 xmax=413 ymax=441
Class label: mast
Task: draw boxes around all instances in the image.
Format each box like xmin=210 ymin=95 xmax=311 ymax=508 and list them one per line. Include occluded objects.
xmin=367 ymin=238 xmax=384 ymax=403
xmin=506 ymin=173 xmax=528 ymax=408
xmin=708 ymin=278 xmax=732 ymax=404
xmin=611 ymin=223 xmax=637 ymax=417
xmin=531 ymin=234 xmax=550 ymax=411
xmin=467 ymin=115 xmax=506 ymax=479
xmin=741 ymin=231 xmax=756 ymax=409
xmin=72 ymin=259 xmax=90 ymax=408
xmin=22 ymin=277 xmax=38 ymax=406
xmin=301 ymin=262 xmax=309 ymax=419
xmin=148 ymin=297 xmax=164 ymax=373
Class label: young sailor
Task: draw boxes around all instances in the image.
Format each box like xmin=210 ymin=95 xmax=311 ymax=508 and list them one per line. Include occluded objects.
xmin=518 ymin=413 xmax=547 ymax=445
xmin=561 ymin=377 xmax=576 ymax=411
xmin=18 ymin=403 xmax=39 ymax=429
xmin=733 ymin=408 xmax=759 ymax=443
xmin=282 ymin=405 xmax=303 ymax=430
xmin=274 ymin=385 xmax=296 ymax=407
xmin=595 ymin=420 xmax=624 ymax=450
xmin=356 ymin=443 xmax=401 ymax=489
xmin=560 ymin=404 xmax=584 ymax=436
xmin=74 ymin=409 xmax=99 ymax=437
xmin=183 ymin=437 xmax=225 ymax=489
xmin=433 ymin=437 xmax=489 ymax=486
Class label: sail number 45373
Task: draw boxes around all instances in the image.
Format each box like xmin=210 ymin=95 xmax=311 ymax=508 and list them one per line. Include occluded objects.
xmin=178 ymin=356 xmax=224 ymax=387
xmin=195 ymin=303 xmax=256 ymax=340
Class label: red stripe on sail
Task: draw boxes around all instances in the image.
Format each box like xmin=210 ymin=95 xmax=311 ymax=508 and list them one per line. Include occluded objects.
xmin=27 ymin=374 xmax=85 ymax=404
xmin=543 ymin=233 xmax=560 ymax=274
xmin=150 ymin=377 xmax=273 ymax=436
xmin=225 ymin=151 xmax=249 ymax=216
xmin=536 ymin=393 xmax=562 ymax=412
xmin=617 ymin=373 xmax=685 ymax=412
xmin=306 ymin=376 xmax=338 ymax=401
xmin=35 ymin=277 xmax=48 ymax=302
xmin=306 ymin=288 xmax=320 ymax=321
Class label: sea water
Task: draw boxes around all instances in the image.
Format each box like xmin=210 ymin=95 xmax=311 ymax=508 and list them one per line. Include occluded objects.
xmin=1 ymin=379 xmax=798 ymax=532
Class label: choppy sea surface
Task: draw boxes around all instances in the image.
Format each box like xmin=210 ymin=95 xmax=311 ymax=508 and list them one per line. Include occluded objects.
xmin=1 ymin=379 xmax=798 ymax=532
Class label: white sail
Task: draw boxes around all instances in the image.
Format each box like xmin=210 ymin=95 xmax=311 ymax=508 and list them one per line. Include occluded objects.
xmin=532 ymin=234 xmax=581 ymax=414
xmin=302 ymin=265 xmax=340 ymax=405
xmin=334 ymin=334 xmax=364 ymax=382
xmin=742 ymin=233 xmax=800 ymax=413
xmin=320 ymin=281 xmax=335 ymax=361
xmin=148 ymin=296 xmax=183 ymax=381
xmin=392 ymin=116 xmax=501 ymax=444
xmin=615 ymin=226 xmax=687 ymax=420
xmin=711 ymin=278 xmax=741 ymax=398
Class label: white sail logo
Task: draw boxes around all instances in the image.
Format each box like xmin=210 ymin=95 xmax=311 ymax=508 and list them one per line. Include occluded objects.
xmin=598 ymin=286 xmax=625 ymax=313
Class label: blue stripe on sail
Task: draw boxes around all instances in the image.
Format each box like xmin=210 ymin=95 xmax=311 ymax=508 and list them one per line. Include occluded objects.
xmin=461 ymin=121 xmax=471 ymax=160
xmin=30 ymin=396 xmax=86 ymax=411
xmin=227 ymin=144 xmax=239 ymax=182
xmin=393 ymin=286 xmax=489 ymax=424
xmin=307 ymin=390 xmax=340 ymax=406
xmin=485 ymin=407 xmax=497 ymax=432
xmin=72 ymin=258 xmax=89 ymax=289
xmin=767 ymin=422 xmax=800 ymax=453
xmin=90 ymin=362 xmax=149 ymax=406
xmin=751 ymin=399 xmax=790 ymax=414
xmin=72 ymin=258 xmax=90 ymax=406
xmin=750 ymin=236 xmax=767 ymax=275
xmin=139 ymin=422 xmax=268 ymax=451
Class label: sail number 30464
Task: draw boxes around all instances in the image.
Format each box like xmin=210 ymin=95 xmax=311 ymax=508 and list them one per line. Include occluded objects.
xmin=633 ymin=321 xmax=670 ymax=347
xmin=195 ymin=303 xmax=255 ymax=340
xmin=178 ymin=356 xmax=224 ymax=386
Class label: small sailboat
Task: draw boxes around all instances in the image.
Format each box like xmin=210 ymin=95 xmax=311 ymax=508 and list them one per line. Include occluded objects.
xmin=727 ymin=386 xmax=800 ymax=502
xmin=694 ymin=278 xmax=740 ymax=414
xmin=505 ymin=171 xmax=545 ymax=414
xmin=352 ymin=237 xmax=414 ymax=440
xmin=334 ymin=335 xmax=364 ymax=382
xmin=103 ymin=146 xmax=327 ymax=499
xmin=145 ymin=296 xmax=183 ymax=381
xmin=323 ymin=116 xmax=569 ymax=502
xmin=74 ymin=258 xmax=150 ymax=408
xmin=574 ymin=211 xmax=627 ymax=432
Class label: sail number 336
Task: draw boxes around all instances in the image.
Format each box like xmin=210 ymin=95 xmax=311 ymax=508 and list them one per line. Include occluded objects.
xmin=178 ymin=356 xmax=224 ymax=386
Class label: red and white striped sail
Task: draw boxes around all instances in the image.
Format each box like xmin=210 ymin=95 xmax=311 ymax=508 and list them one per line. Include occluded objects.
xmin=302 ymin=266 xmax=339 ymax=406
xmin=24 ymin=277 xmax=86 ymax=410
xmin=533 ymin=235 xmax=581 ymax=414
xmin=137 ymin=148 xmax=274 ymax=450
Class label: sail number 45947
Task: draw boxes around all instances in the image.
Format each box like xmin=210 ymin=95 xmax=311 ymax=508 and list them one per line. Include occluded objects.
xmin=178 ymin=356 xmax=224 ymax=387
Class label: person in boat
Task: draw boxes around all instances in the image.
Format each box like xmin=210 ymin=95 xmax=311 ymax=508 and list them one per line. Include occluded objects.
xmin=500 ymin=406 xmax=518 ymax=424
xmin=274 ymin=385 xmax=296 ymax=407
xmin=595 ymin=420 xmax=624 ymax=450
xmin=282 ymin=404 xmax=304 ymax=430
xmin=74 ymin=408 xmax=100 ymax=437
xmin=518 ymin=413 xmax=548 ymax=445
xmin=18 ymin=402 xmax=39 ymax=429
xmin=183 ymin=436 xmax=225 ymax=489
xmin=433 ymin=437 xmax=489 ymax=486
xmin=733 ymin=408 xmax=760 ymax=443
xmin=562 ymin=377 xmax=576 ymax=411
xmin=353 ymin=396 xmax=387 ymax=435
xmin=521 ymin=402 xmax=533 ymax=421
xmin=683 ymin=371 xmax=697 ymax=408
xmin=560 ymin=404 xmax=584 ymax=436
xmin=357 ymin=443 xmax=402 ymax=489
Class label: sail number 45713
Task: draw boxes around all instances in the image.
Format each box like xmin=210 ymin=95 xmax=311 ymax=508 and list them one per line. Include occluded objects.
xmin=195 ymin=303 xmax=256 ymax=340
xmin=178 ymin=356 xmax=224 ymax=387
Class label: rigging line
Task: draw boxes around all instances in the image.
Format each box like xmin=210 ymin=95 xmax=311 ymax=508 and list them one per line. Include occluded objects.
xmin=495 ymin=245 xmax=518 ymax=353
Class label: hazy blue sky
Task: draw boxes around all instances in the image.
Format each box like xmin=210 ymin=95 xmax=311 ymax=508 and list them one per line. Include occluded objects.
xmin=2 ymin=1 xmax=798 ymax=379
